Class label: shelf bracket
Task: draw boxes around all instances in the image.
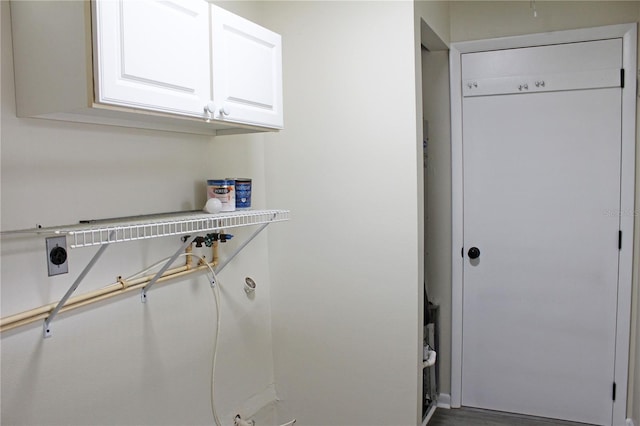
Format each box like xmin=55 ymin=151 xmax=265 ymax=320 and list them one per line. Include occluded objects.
xmin=141 ymin=234 xmax=198 ymax=303
xmin=43 ymin=231 xmax=115 ymax=338
xmin=215 ymin=215 xmax=274 ymax=274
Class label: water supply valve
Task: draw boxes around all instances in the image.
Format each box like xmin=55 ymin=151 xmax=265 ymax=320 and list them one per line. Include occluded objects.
xmin=193 ymin=236 xmax=206 ymax=247
xmin=203 ymin=233 xmax=233 ymax=246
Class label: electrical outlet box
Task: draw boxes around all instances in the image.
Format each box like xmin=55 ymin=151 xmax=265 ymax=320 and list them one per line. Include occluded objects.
xmin=46 ymin=236 xmax=68 ymax=276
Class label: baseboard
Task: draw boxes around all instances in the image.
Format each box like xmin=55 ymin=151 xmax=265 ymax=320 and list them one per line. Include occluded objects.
xmin=428 ymin=399 xmax=635 ymax=425
xmin=421 ymin=405 xmax=437 ymax=426
xmin=437 ymin=393 xmax=451 ymax=409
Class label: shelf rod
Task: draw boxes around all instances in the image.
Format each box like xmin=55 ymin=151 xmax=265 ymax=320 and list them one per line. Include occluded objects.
xmin=215 ymin=215 xmax=274 ymax=274
xmin=43 ymin=231 xmax=115 ymax=338
xmin=141 ymin=234 xmax=198 ymax=302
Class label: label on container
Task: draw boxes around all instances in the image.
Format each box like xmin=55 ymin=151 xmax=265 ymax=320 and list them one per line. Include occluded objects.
xmin=207 ymin=179 xmax=235 ymax=212
xmin=234 ymin=179 xmax=252 ymax=209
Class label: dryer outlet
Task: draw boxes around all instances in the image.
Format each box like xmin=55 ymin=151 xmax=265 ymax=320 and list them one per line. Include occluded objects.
xmin=46 ymin=236 xmax=68 ymax=276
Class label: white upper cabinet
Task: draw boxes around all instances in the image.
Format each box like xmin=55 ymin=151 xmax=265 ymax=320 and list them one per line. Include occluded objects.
xmin=10 ymin=0 xmax=283 ymax=135
xmin=210 ymin=5 xmax=283 ymax=129
xmin=94 ymin=0 xmax=210 ymax=117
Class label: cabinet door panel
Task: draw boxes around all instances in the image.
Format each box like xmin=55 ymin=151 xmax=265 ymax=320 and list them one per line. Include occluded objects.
xmin=94 ymin=0 xmax=210 ymax=117
xmin=211 ymin=5 xmax=283 ymax=129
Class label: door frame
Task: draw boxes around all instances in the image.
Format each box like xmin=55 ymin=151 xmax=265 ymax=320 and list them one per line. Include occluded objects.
xmin=449 ymin=23 xmax=637 ymax=425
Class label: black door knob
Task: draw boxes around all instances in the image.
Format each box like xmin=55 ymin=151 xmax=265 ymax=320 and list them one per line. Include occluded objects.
xmin=468 ymin=247 xmax=481 ymax=259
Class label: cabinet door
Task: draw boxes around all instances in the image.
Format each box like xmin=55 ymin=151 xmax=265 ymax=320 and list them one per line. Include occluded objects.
xmin=211 ymin=5 xmax=283 ymax=129
xmin=94 ymin=0 xmax=210 ymax=118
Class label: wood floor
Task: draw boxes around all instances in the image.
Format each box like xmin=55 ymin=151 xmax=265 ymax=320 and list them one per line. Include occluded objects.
xmin=429 ymin=407 xmax=595 ymax=426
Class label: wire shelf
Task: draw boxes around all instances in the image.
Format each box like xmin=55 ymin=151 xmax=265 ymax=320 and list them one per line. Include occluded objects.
xmin=60 ymin=210 xmax=289 ymax=248
xmin=0 ymin=210 xmax=290 ymax=248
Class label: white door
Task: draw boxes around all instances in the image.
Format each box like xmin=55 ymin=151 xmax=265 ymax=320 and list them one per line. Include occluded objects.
xmin=461 ymin=40 xmax=622 ymax=425
xmin=93 ymin=0 xmax=210 ymax=117
xmin=210 ymin=5 xmax=283 ymax=129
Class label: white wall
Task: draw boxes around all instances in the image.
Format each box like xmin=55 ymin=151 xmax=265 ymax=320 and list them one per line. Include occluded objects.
xmin=450 ymin=1 xmax=638 ymax=42
xmin=0 ymin=1 xmax=279 ymax=424
xmin=448 ymin=1 xmax=640 ymax=420
xmin=261 ymin=2 xmax=423 ymax=425
xmin=416 ymin=1 xmax=450 ymax=47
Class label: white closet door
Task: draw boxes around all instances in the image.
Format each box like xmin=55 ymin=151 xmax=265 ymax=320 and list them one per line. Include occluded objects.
xmin=94 ymin=0 xmax=210 ymax=117
xmin=461 ymin=42 xmax=623 ymax=425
